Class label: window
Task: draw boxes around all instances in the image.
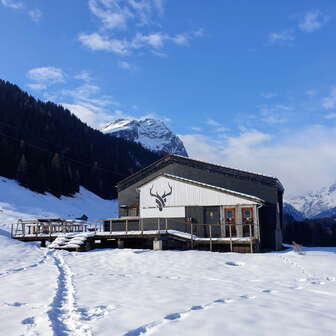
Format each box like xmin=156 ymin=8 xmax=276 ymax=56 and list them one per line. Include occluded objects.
xmin=243 ymin=209 xmax=251 ymax=219
xmin=225 ymin=208 xmax=235 ymax=223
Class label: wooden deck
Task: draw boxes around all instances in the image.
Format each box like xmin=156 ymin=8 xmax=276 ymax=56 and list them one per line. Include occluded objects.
xmin=11 ymin=217 xmax=259 ymax=252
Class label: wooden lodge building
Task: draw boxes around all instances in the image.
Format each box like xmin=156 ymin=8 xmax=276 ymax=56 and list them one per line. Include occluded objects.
xmin=115 ymin=154 xmax=284 ymax=252
xmin=11 ymin=155 xmax=284 ymax=253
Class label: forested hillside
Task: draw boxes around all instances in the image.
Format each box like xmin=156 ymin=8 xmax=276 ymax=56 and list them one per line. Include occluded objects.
xmin=283 ymin=216 xmax=336 ymax=246
xmin=0 ymin=80 xmax=161 ymax=199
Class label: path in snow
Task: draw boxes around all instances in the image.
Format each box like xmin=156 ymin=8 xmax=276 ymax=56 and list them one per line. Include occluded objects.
xmin=47 ymin=253 xmax=93 ymax=336
xmin=124 ymin=267 xmax=335 ymax=336
xmin=123 ymin=295 xmax=257 ymax=336
xmin=0 ymin=249 xmax=52 ymax=279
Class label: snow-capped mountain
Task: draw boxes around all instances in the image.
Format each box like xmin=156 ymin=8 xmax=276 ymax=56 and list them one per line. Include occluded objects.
xmin=283 ymin=203 xmax=305 ymax=221
xmin=101 ymin=118 xmax=188 ymax=157
xmin=286 ymin=182 xmax=336 ymax=219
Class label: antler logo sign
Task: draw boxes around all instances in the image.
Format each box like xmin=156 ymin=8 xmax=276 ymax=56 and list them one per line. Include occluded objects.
xmin=149 ymin=183 xmax=173 ymax=211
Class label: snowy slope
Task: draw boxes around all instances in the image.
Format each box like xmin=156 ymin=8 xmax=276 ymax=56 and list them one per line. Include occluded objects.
xmin=0 ymin=176 xmax=117 ymax=232
xmin=101 ymin=118 xmax=188 ymax=157
xmin=286 ymin=182 xmax=336 ymax=218
xmin=1 ymin=177 xmax=336 ymax=336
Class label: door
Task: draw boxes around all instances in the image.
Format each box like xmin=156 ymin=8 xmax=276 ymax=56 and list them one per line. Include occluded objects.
xmin=225 ymin=208 xmax=236 ymax=237
xmin=203 ymin=206 xmax=220 ymax=238
xmin=241 ymin=207 xmax=253 ymax=237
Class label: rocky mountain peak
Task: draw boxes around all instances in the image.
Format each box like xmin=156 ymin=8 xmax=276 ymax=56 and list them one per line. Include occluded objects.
xmin=101 ymin=118 xmax=188 ymax=157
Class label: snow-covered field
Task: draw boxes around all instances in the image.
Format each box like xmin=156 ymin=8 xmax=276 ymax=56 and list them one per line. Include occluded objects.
xmin=1 ymin=177 xmax=336 ymax=336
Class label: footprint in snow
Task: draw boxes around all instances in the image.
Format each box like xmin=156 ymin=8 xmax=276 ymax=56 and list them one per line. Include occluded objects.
xmin=240 ymin=295 xmax=256 ymax=300
xmin=22 ymin=317 xmax=35 ymax=325
xmin=214 ymin=298 xmax=234 ymax=304
xmin=226 ymin=261 xmax=245 ymax=267
xmin=191 ymin=305 xmax=204 ymax=311
xmin=261 ymin=289 xmax=277 ymax=294
xmin=165 ymin=312 xmax=182 ymax=321
xmin=311 ymin=280 xmax=325 ymax=285
xmin=5 ymin=302 xmax=26 ymax=307
xmin=78 ymin=305 xmax=113 ymax=321
xmin=291 ymin=286 xmax=303 ymax=290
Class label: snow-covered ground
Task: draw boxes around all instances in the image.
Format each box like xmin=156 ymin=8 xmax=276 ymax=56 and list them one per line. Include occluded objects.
xmin=1 ymin=177 xmax=336 ymax=336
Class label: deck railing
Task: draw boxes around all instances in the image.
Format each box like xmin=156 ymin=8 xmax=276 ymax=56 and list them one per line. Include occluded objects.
xmin=11 ymin=219 xmax=88 ymax=238
xmin=95 ymin=217 xmax=257 ymax=252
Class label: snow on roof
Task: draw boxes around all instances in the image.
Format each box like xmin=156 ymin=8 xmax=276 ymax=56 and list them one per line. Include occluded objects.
xmin=139 ymin=173 xmax=264 ymax=203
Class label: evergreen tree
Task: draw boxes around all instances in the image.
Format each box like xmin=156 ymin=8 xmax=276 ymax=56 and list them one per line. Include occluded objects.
xmin=16 ymin=154 xmax=29 ymax=187
xmin=0 ymin=79 xmax=161 ymax=198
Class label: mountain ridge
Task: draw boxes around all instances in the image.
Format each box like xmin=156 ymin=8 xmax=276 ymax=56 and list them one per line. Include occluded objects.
xmin=102 ymin=118 xmax=188 ymax=157
xmin=285 ymin=182 xmax=336 ymax=219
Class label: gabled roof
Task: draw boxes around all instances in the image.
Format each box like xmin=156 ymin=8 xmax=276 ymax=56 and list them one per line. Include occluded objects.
xmin=117 ymin=154 xmax=284 ymax=192
xmin=138 ymin=173 xmax=264 ymax=204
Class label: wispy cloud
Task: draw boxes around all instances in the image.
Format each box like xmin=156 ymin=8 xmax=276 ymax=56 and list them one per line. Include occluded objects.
xmin=88 ymin=0 xmax=132 ymax=30
xmin=268 ymin=30 xmax=295 ymax=43
xmin=206 ymin=119 xmax=221 ymax=127
xmin=305 ymin=89 xmax=317 ymax=96
xmin=80 ymin=30 xmax=197 ymax=55
xmin=118 ymin=60 xmax=134 ymax=71
xmin=28 ymin=8 xmax=42 ymax=23
xmin=268 ymin=9 xmax=329 ymax=46
xmin=180 ymin=125 xmax=336 ymax=195
xmin=1 ymin=0 xmax=43 ymax=23
xmin=74 ymin=70 xmax=92 ymax=82
xmin=88 ymin=0 xmax=164 ymax=30
xmin=258 ymin=104 xmax=290 ymax=124
xmin=0 ymin=0 xmax=23 ymax=9
xmin=325 ymin=113 xmax=336 ymax=120
xmin=27 ymin=67 xmax=65 ymax=90
xmin=60 ymin=83 xmax=122 ymax=128
xmin=79 ymin=33 xmax=129 ymax=54
xmin=260 ymin=92 xmax=277 ymax=99
xmin=80 ymin=0 xmax=203 ymax=56
xmin=322 ymin=87 xmax=336 ymax=109
xmin=298 ymin=10 xmax=328 ymax=33
xmin=191 ymin=127 xmax=202 ymax=132
xmin=206 ymin=119 xmax=228 ymax=133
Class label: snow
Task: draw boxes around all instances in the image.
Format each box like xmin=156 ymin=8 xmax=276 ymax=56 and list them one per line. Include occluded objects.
xmin=286 ymin=181 xmax=336 ymax=218
xmin=48 ymin=233 xmax=95 ymax=250
xmin=101 ymin=118 xmax=188 ymax=156
xmin=1 ymin=176 xmax=336 ymax=335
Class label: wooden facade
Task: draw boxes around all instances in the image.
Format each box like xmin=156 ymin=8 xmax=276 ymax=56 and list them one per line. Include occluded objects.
xmin=117 ymin=154 xmax=284 ymax=251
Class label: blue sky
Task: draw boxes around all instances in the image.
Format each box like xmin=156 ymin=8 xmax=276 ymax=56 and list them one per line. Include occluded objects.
xmin=1 ymin=0 xmax=336 ymax=195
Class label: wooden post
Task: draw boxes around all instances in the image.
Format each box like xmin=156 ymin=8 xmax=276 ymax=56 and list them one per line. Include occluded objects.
xmin=165 ymin=218 xmax=168 ymax=232
xmin=157 ymin=218 xmax=160 ymax=233
xmin=11 ymin=224 xmax=13 ymax=238
xmin=23 ymin=222 xmax=25 ymax=237
xmin=126 ymin=219 xmax=128 ymax=235
xmin=49 ymin=224 xmax=51 ymax=239
xmin=229 ymin=224 xmax=233 ymax=252
xmin=141 ymin=218 xmax=144 ymax=235
xmin=190 ymin=221 xmax=193 ymax=249
xmin=209 ymin=224 xmax=212 ymax=252
xmin=249 ymin=224 xmax=253 ymax=253
xmin=110 ymin=220 xmax=112 ymax=234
